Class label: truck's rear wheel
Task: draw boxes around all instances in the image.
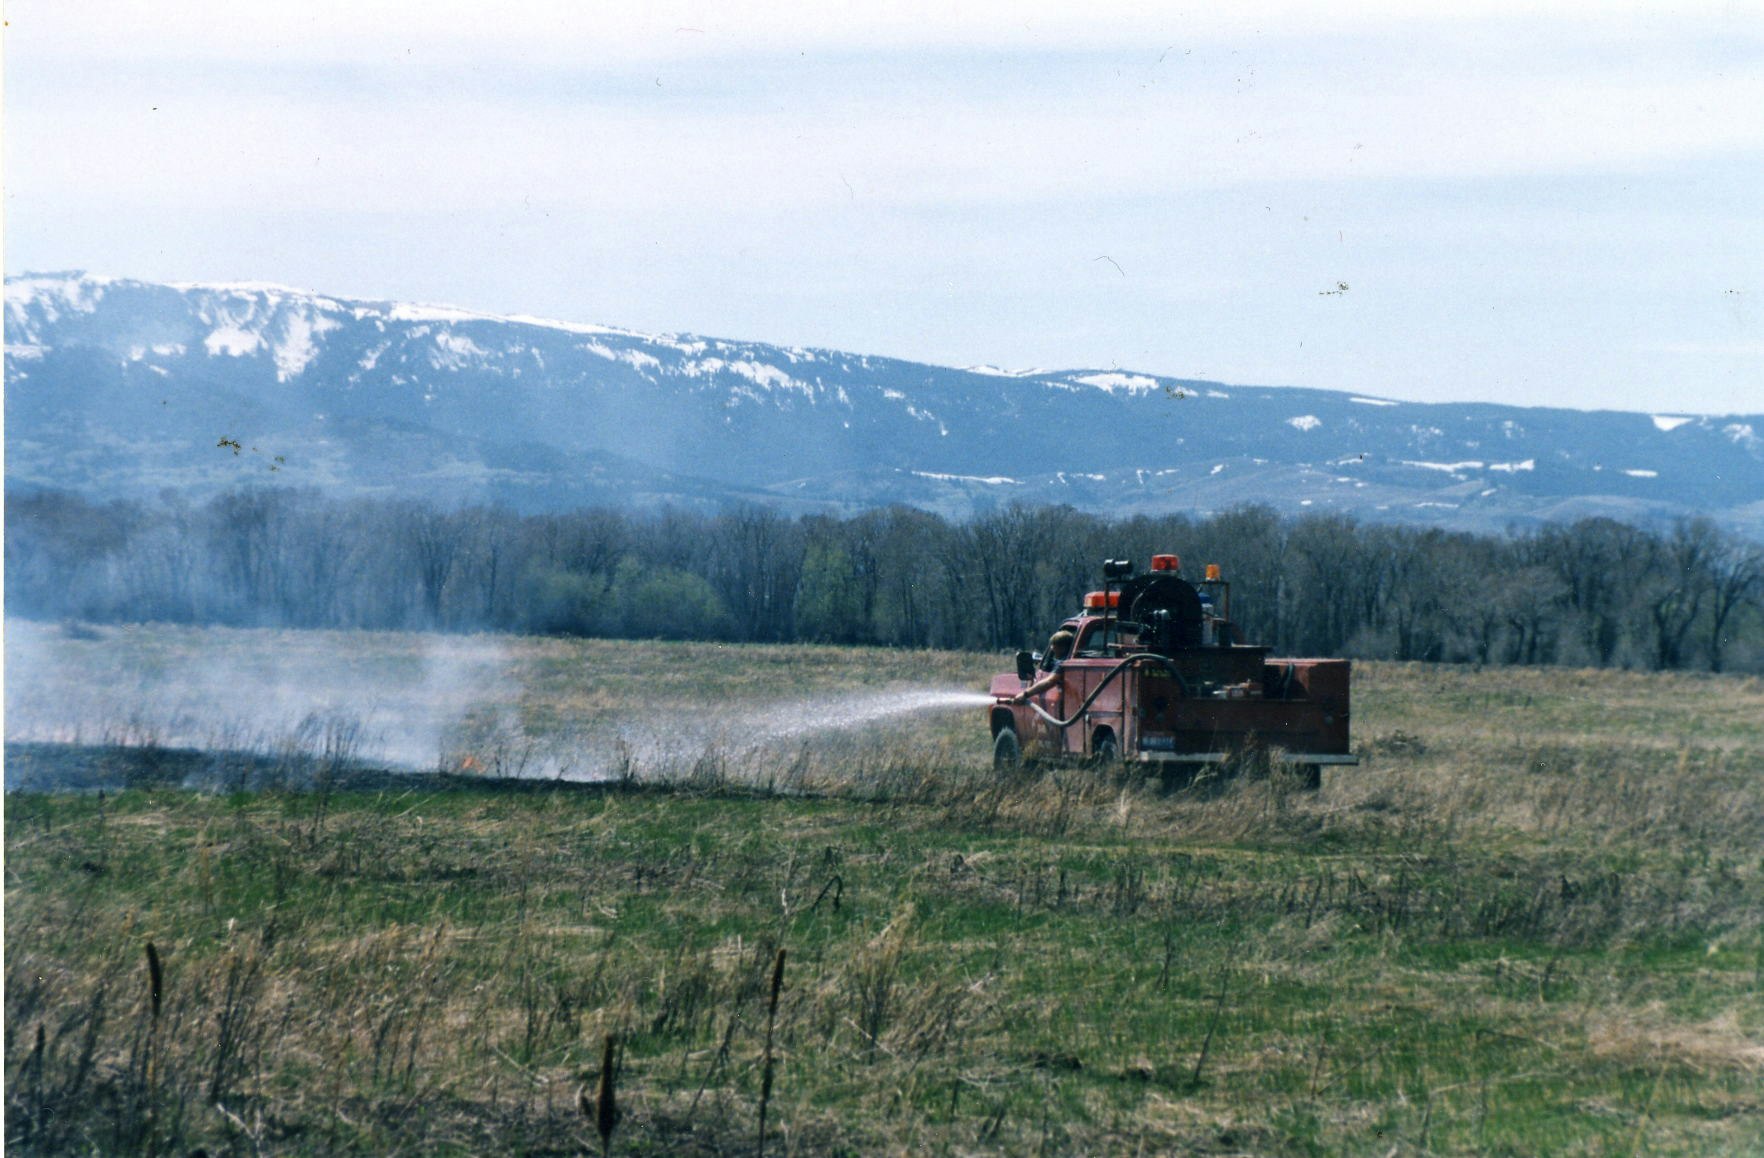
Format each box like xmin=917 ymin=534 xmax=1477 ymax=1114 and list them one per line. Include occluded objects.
xmin=1092 ymin=730 xmax=1119 ymax=764
xmin=993 ymin=727 xmax=1022 ymax=772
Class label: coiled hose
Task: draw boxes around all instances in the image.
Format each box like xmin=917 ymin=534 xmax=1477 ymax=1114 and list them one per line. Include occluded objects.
xmin=1017 ymin=653 xmax=1190 ymax=730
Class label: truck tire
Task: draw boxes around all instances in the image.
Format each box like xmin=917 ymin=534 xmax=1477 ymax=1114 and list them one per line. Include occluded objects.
xmin=1092 ymin=730 xmax=1119 ymax=764
xmin=1298 ymin=763 xmax=1322 ymax=791
xmin=993 ymin=727 xmax=1022 ymax=772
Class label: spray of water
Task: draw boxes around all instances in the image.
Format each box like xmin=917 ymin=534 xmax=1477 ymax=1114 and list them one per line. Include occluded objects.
xmin=588 ymin=688 xmax=996 ymax=778
xmin=744 ymin=689 xmax=997 ymax=742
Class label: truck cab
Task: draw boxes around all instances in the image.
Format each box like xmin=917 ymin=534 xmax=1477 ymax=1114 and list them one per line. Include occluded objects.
xmin=988 ymin=554 xmax=1357 ymax=787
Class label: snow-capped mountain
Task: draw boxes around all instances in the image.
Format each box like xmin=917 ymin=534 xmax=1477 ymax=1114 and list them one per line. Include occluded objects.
xmin=7 ymin=272 xmax=1762 ymax=534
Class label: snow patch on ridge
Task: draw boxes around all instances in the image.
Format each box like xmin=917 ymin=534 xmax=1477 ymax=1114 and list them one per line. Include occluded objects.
xmin=170 ymin=279 xmax=336 ymax=302
xmin=679 ymin=357 xmax=811 ymax=398
xmin=205 ymin=325 xmax=263 ymax=358
xmin=274 ymin=311 xmax=340 ymax=381
xmin=5 ymin=273 xmax=112 ymax=329
xmin=902 ymin=403 xmax=949 ymax=435
xmin=504 ymin=314 xmax=637 ymax=338
xmin=381 ymin=302 xmax=650 ymax=341
xmin=1651 ymin=415 xmax=1694 ymax=432
xmin=430 ymin=331 xmax=488 ymax=370
xmin=1403 ymin=460 xmax=1483 ymax=473
xmin=912 ymin=471 xmax=1019 ymax=485
xmin=389 ymin=303 xmax=502 ymax=326
xmin=652 ymin=336 xmax=709 ymax=356
xmin=580 ymin=339 xmax=664 ymax=370
xmin=726 ymin=360 xmax=805 ymax=393
xmin=1074 ymin=373 xmax=1160 ymax=394
xmin=1287 ymin=415 xmax=1322 ymax=432
xmin=1397 ymin=458 xmax=1537 ymax=476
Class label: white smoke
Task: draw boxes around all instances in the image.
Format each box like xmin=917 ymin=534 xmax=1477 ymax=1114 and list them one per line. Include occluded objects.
xmin=3 ymin=619 xmax=511 ymax=772
xmin=4 ymin=620 xmax=995 ymax=787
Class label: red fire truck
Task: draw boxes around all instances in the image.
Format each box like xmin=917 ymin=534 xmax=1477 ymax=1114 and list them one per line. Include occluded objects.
xmin=987 ymin=554 xmax=1357 ymax=787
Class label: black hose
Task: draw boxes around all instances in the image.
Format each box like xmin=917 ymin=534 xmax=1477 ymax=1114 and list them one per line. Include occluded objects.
xmin=1022 ymin=653 xmax=1189 ymax=730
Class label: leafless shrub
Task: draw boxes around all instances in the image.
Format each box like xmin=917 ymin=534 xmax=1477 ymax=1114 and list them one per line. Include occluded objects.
xmin=205 ymin=948 xmax=268 ymax=1105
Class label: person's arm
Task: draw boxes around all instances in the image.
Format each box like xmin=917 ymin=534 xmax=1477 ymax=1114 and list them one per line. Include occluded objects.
xmin=1013 ymin=664 xmax=1060 ymax=703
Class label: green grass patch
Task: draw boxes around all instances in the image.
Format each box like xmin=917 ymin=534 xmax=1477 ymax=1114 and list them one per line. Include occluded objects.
xmin=6 ymin=627 xmax=1764 ymax=1154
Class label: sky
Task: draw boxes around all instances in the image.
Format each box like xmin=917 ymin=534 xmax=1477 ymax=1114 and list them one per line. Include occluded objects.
xmin=4 ymin=1 xmax=1761 ymax=414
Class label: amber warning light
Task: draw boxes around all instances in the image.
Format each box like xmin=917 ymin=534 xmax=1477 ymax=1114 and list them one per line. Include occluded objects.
xmin=1082 ymin=591 xmax=1121 ymax=610
xmin=1205 ymin=563 xmax=1222 ymax=581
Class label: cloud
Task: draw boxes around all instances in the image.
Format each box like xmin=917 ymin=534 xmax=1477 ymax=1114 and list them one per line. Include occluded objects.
xmin=1638 ymin=341 xmax=1764 ymax=357
xmin=10 ymin=6 xmax=1762 ymax=218
xmin=12 ymin=1 xmax=1757 ymax=66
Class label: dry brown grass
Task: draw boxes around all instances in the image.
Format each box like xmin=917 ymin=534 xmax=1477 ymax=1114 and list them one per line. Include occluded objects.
xmin=6 ymin=634 xmax=1764 ymax=1154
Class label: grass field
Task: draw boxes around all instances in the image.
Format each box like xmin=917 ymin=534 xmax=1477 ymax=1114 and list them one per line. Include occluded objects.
xmin=5 ymin=621 xmax=1764 ymax=1155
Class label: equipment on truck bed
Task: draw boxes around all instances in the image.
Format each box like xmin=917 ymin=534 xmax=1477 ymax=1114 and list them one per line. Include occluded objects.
xmin=987 ymin=554 xmax=1357 ymax=788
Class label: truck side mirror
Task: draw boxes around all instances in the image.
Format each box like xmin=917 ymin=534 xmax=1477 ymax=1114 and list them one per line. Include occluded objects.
xmin=1016 ymin=650 xmax=1036 ymax=682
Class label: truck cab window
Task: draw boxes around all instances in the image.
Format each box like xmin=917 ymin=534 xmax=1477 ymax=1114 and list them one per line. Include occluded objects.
xmin=1076 ymin=620 xmax=1112 ymax=656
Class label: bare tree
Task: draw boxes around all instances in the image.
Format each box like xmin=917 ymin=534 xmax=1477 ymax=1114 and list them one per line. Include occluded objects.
xmin=400 ymin=503 xmax=470 ymax=628
xmin=872 ymin=506 xmax=950 ymax=646
xmin=1637 ymin=518 xmax=1716 ymax=670
xmin=1286 ymin=514 xmax=1368 ymax=656
xmin=1701 ymin=523 xmax=1763 ymax=672
xmin=711 ymin=505 xmax=803 ymax=641
xmin=1539 ymin=518 xmax=1653 ymax=666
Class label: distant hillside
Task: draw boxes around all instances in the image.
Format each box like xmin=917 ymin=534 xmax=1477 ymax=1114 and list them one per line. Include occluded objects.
xmin=7 ymin=272 xmax=1761 ymax=534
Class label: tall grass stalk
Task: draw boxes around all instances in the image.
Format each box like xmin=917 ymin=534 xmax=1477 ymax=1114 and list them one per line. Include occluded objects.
xmin=593 ymin=1033 xmax=618 ymax=1157
xmin=758 ymin=947 xmax=786 ymax=1158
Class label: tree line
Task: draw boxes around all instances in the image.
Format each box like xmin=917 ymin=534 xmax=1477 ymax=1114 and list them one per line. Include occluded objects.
xmin=7 ymin=487 xmax=1763 ymax=672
